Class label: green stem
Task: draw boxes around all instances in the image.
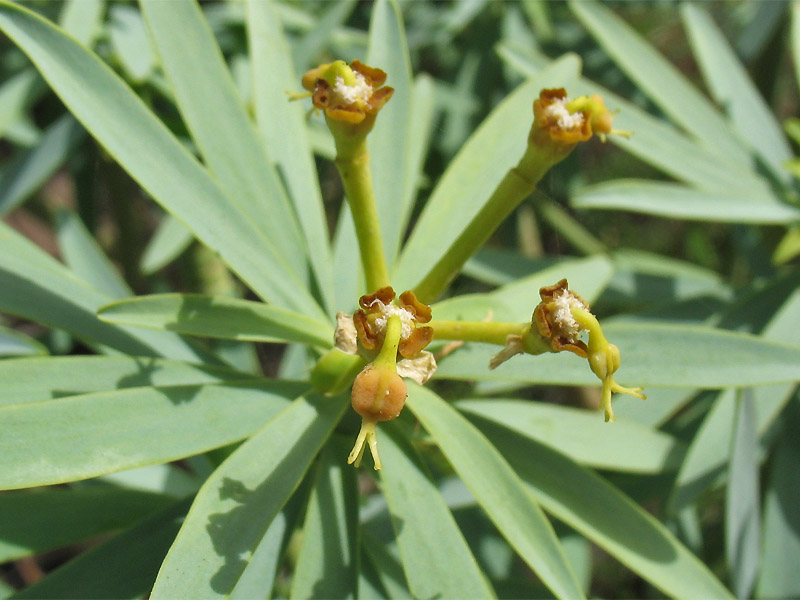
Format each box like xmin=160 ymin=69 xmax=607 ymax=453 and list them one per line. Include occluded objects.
xmin=374 ymin=315 xmax=402 ymax=368
xmin=334 ymin=137 xmax=390 ymax=292
xmin=426 ymin=320 xmax=528 ymax=346
xmin=412 ymin=143 xmax=555 ymax=304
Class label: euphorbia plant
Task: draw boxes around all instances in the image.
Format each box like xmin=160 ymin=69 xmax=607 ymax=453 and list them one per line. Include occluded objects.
xmin=298 ymin=59 xmax=643 ymax=469
xmin=0 ymin=1 xmax=797 ymax=598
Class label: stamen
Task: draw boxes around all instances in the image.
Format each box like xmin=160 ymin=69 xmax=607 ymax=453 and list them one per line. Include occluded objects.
xmin=333 ymin=73 xmax=372 ymax=105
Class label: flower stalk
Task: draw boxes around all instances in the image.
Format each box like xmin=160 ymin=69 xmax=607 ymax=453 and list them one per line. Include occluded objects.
xmin=412 ymin=88 xmax=621 ymax=304
xmin=335 ymin=138 xmax=390 ymax=291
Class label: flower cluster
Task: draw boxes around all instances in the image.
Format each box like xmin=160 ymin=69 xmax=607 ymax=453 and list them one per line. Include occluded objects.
xmin=334 ymin=287 xmax=436 ymax=469
xmin=299 ymin=59 xmax=393 ymax=129
xmin=300 ymin=60 xmax=644 ymax=469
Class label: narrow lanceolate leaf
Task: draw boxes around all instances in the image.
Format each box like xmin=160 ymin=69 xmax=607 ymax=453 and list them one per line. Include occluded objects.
xmin=292 ymin=435 xmax=359 ymax=599
xmin=139 ymin=213 xmax=194 ymax=275
xmin=0 ymin=222 xmax=212 ymax=362
xmin=435 ymin=323 xmax=800 ymax=388
xmin=152 ymin=392 xmax=348 ymax=599
xmin=0 ymin=114 xmax=84 ymax=216
xmin=470 ymin=414 xmax=734 ymax=600
xmin=0 ymin=355 xmax=247 ymax=406
xmin=406 ymin=385 xmax=585 ymax=600
xmin=392 ymin=55 xmax=581 ymax=293
xmin=757 ymin=395 xmax=800 ymax=599
xmin=140 ymin=0 xmax=308 ymax=284
xmin=0 ymin=1 xmax=325 ymax=320
xmin=568 ymin=0 xmax=749 ymax=167
xmin=56 ymin=210 xmax=132 ymax=299
xmin=0 ymin=380 xmax=307 ymax=489
xmin=98 ymin=294 xmax=334 ymax=348
xmin=0 ymin=487 xmax=174 ymax=563
xmin=573 ymin=180 xmax=800 ymax=224
xmin=15 ymin=499 xmax=190 ymax=600
xmin=246 ymin=0 xmax=334 ymax=313
xmin=0 ymin=326 xmax=47 ymax=357
xmin=367 ymin=0 xmax=414 ymax=265
xmin=456 ymin=400 xmax=684 ymax=474
xmin=682 ymin=4 xmax=792 ymax=186
xmin=668 ymin=389 xmax=737 ymax=516
xmin=726 ymin=389 xmax=760 ymax=599
xmin=379 ymin=424 xmax=495 ymax=599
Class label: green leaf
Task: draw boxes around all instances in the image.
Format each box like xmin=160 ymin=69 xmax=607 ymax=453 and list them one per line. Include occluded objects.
xmin=435 ymin=323 xmax=800 ymax=388
xmin=568 ymin=0 xmax=749 ymax=167
xmin=406 ymin=385 xmax=585 ymax=600
xmin=378 ymin=423 xmax=495 ymax=599
xmin=0 ymin=222 xmax=214 ymax=362
xmin=0 ymin=325 xmax=47 ymax=357
xmin=471 ymin=414 xmax=734 ymax=599
xmin=58 ymin=0 xmax=103 ymax=47
xmin=15 ymin=499 xmax=189 ymax=600
xmin=463 ymin=249 xmax=557 ymax=286
xmin=152 ymin=392 xmax=348 ymax=599
xmin=139 ymin=213 xmax=194 ymax=275
xmin=291 ymin=435 xmax=359 ymax=599
xmin=573 ymin=180 xmax=800 ymax=224
xmin=604 ymin=249 xmax=732 ymax=308
xmin=773 ymin=226 xmax=800 ymax=266
xmin=0 ymin=70 xmax=42 ymax=140
xmin=246 ymin=0 xmax=335 ymax=313
xmin=681 ymin=4 xmax=792 ymax=186
xmin=98 ymin=294 xmax=334 ymax=348
xmin=392 ymin=55 xmax=581 ymax=292
xmin=456 ymin=399 xmax=685 ymax=474
xmin=291 ymin=0 xmax=357 ymax=72
xmin=361 ymin=530 xmax=411 ymax=599
xmin=100 ymin=463 xmax=201 ymax=499
xmin=55 ymin=210 xmax=132 ymax=299
xmin=0 ymin=355 xmax=246 ymax=406
xmin=0 ymin=1 xmax=325 ymax=320
xmin=668 ymin=385 xmax=791 ymax=516
xmin=108 ymin=4 xmax=155 ymax=83
xmin=756 ymin=394 xmax=800 ymax=599
xmin=367 ymin=0 xmax=414 ymax=265
xmin=140 ymin=0 xmax=308 ymax=285
xmin=0 ymin=487 xmax=174 ymax=563
xmin=0 ymin=114 xmax=84 ymax=216
xmin=726 ymin=389 xmax=760 ymax=599
xmin=0 ymin=380 xmax=307 ymax=489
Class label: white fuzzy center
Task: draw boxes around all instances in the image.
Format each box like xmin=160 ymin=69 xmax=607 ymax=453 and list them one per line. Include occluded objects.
xmin=333 ymin=73 xmax=372 ymax=105
xmin=545 ymin=98 xmax=584 ymax=130
xmin=552 ymin=290 xmax=585 ymax=340
xmin=368 ymin=300 xmax=415 ymax=340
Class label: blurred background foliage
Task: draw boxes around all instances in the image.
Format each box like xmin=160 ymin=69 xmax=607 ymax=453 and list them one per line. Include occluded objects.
xmin=0 ymin=0 xmax=799 ymax=598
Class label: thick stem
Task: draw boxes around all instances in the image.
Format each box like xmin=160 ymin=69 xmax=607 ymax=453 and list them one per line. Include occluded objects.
xmin=412 ymin=143 xmax=556 ymax=304
xmin=426 ymin=320 xmax=529 ymax=346
xmin=334 ymin=138 xmax=390 ymax=292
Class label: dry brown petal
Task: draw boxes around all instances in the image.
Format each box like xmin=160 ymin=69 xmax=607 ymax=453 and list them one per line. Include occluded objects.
xmin=359 ymin=286 xmax=396 ymax=310
xmin=351 ymin=59 xmax=387 ymax=87
xmin=354 ymin=310 xmax=378 ymax=351
xmin=398 ymin=290 xmax=432 ymax=323
xmin=399 ymin=326 xmax=434 ymax=359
